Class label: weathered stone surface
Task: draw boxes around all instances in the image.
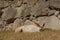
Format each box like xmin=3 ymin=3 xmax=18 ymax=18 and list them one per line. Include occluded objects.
xmin=0 ymin=0 xmax=60 ymax=31
xmin=13 ymin=0 xmax=23 ymax=7
xmin=4 ymin=23 xmax=13 ymax=31
xmin=15 ymin=4 xmax=31 ymax=18
xmin=49 ymin=0 xmax=60 ymax=8
xmin=48 ymin=10 xmax=56 ymax=16
xmin=24 ymin=20 xmax=36 ymax=25
xmin=0 ymin=19 xmax=7 ymax=31
xmin=30 ymin=0 xmax=49 ymax=16
xmin=58 ymin=15 xmax=60 ymax=19
xmin=2 ymin=6 xmax=17 ymax=20
xmin=0 ymin=1 xmax=10 ymax=8
xmin=0 ymin=1 xmax=3 ymax=8
xmin=15 ymin=4 xmax=27 ymax=18
xmin=12 ymin=18 xmax=23 ymax=31
xmin=0 ymin=19 xmax=6 ymax=27
xmin=0 ymin=19 xmax=4 ymax=31
xmin=4 ymin=1 xmax=10 ymax=7
xmin=21 ymin=5 xmax=31 ymax=18
xmin=15 ymin=25 xmax=41 ymax=32
xmin=38 ymin=17 xmax=47 ymax=26
xmin=23 ymin=0 xmax=38 ymax=7
xmin=37 ymin=17 xmax=48 ymax=26
xmin=54 ymin=11 xmax=60 ymax=16
xmin=45 ymin=15 xmax=60 ymax=30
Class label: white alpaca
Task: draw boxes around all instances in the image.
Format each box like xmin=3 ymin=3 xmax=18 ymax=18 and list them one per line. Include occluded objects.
xmin=15 ymin=25 xmax=41 ymax=33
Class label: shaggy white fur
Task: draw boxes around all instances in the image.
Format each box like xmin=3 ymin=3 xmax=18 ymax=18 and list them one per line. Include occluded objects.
xmin=15 ymin=25 xmax=41 ymax=33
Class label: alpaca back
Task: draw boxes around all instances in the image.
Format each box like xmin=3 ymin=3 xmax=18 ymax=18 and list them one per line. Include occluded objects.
xmin=15 ymin=25 xmax=41 ymax=33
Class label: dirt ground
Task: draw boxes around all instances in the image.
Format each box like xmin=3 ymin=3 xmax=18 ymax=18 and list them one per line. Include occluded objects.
xmin=0 ymin=29 xmax=60 ymax=40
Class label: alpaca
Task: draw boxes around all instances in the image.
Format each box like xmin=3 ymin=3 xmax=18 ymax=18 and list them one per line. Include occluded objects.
xmin=15 ymin=24 xmax=41 ymax=33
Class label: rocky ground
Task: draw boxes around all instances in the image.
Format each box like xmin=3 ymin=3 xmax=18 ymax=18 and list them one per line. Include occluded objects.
xmin=0 ymin=0 xmax=60 ymax=40
xmin=0 ymin=0 xmax=60 ymax=33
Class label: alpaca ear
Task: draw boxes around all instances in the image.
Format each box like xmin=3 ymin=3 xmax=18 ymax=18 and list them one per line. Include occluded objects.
xmin=40 ymin=23 xmax=45 ymax=29
xmin=40 ymin=23 xmax=45 ymax=31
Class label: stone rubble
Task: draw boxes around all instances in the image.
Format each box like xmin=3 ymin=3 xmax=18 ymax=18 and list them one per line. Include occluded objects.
xmin=0 ymin=0 xmax=60 ymax=32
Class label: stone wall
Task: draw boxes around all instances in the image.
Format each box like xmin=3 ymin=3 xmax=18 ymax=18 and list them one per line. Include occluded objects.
xmin=0 ymin=0 xmax=60 ymax=32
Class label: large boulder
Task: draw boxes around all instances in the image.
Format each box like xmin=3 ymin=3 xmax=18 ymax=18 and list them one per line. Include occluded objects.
xmin=1 ymin=6 xmax=17 ymax=20
xmin=4 ymin=23 xmax=13 ymax=31
xmin=48 ymin=10 xmax=56 ymax=16
xmin=12 ymin=18 xmax=23 ymax=31
xmin=13 ymin=0 xmax=23 ymax=7
xmin=33 ymin=17 xmax=48 ymax=27
xmin=15 ymin=4 xmax=31 ymax=18
xmin=58 ymin=14 xmax=60 ymax=19
xmin=0 ymin=19 xmax=6 ymax=27
xmin=21 ymin=5 xmax=31 ymax=18
xmin=24 ymin=20 xmax=36 ymax=25
xmin=45 ymin=15 xmax=60 ymax=30
xmin=49 ymin=0 xmax=60 ymax=8
xmin=30 ymin=0 xmax=49 ymax=16
xmin=0 ymin=1 xmax=10 ymax=8
xmin=0 ymin=19 xmax=7 ymax=31
xmin=38 ymin=17 xmax=47 ymax=26
xmin=15 ymin=4 xmax=27 ymax=18
xmin=3 ymin=1 xmax=10 ymax=7
xmin=0 ymin=1 xmax=3 ymax=8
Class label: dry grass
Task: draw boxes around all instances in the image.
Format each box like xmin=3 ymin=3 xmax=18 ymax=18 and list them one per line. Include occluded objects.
xmin=0 ymin=29 xmax=60 ymax=40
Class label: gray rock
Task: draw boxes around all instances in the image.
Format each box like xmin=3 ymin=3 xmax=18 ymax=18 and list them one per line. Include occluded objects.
xmin=37 ymin=17 xmax=48 ymax=26
xmin=58 ymin=15 xmax=60 ymax=19
xmin=31 ymin=0 xmax=49 ymax=16
xmin=15 ymin=4 xmax=31 ymax=18
xmin=15 ymin=4 xmax=27 ymax=18
xmin=54 ymin=11 xmax=60 ymax=16
xmin=0 ymin=1 xmax=3 ymax=8
xmin=21 ymin=5 xmax=31 ymax=18
xmin=13 ymin=0 xmax=23 ymax=7
xmin=45 ymin=15 xmax=60 ymax=30
xmin=48 ymin=10 xmax=60 ymax=16
xmin=23 ymin=0 xmax=38 ymax=7
xmin=0 ymin=25 xmax=3 ymax=32
xmin=2 ymin=6 xmax=17 ymax=20
xmin=49 ymin=0 xmax=60 ymax=8
xmin=0 ymin=19 xmax=6 ymax=27
xmin=0 ymin=19 xmax=6 ymax=31
xmin=12 ymin=18 xmax=23 ymax=31
xmin=4 ymin=23 xmax=13 ymax=31
xmin=24 ymin=20 xmax=36 ymax=25
xmin=0 ymin=1 xmax=10 ymax=8
xmin=3 ymin=1 xmax=10 ymax=7
xmin=48 ymin=10 xmax=56 ymax=16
